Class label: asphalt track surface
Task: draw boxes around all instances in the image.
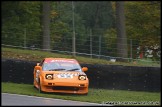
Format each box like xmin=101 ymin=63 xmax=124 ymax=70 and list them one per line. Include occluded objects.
xmin=2 ymin=93 xmax=111 ymax=106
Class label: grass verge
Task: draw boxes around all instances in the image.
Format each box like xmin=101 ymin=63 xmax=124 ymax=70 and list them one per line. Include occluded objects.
xmin=2 ymin=47 xmax=160 ymax=67
xmin=2 ymin=82 xmax=160 ymax=106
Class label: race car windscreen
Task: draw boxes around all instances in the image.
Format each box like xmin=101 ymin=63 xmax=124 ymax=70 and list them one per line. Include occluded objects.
xmin=42 ymin=59 xmax=82 ymax=72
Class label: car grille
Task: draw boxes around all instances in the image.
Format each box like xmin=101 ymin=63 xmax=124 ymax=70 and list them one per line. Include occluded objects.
xmin=53 ymin=86 xmax=79 ymax=91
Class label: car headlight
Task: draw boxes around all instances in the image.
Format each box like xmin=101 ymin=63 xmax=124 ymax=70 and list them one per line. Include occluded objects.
xmin=45 ymin=74 xmax=53 ymax=80
xmin=78 ymin=75 xmax=86 ymax=80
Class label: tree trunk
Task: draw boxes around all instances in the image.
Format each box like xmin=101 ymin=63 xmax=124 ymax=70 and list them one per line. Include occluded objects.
xmin=116 ymin=1 xmax=128 ymax=61
xmin=42 ymin=1 xmax=50 ymax=51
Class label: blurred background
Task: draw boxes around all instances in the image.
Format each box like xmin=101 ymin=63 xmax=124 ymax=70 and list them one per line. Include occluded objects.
xmin=2 ymin=1 xmax=161 ymax=64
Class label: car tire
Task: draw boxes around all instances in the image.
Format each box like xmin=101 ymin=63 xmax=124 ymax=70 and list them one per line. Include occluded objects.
xmin=38 ymin=79 xmax=42 ymax=93
xmin=33 ymin=85 xmax=36 ymax=89
xmin=83 ymin=93 xmax=88 ymax=96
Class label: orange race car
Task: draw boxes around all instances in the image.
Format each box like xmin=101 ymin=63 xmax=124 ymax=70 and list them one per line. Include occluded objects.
xmin=33 ymin=58 xmax=89 ymax=94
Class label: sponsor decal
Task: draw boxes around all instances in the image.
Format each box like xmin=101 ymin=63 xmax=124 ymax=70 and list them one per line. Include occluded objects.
xmin=54 ymin=73 xmax=84 ymax=78
xmin=44 ymin=59 xmax=77 ymax=64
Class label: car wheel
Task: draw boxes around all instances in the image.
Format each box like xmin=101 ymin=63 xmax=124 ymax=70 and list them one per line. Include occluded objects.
xmin=33 ymin=85 xmax=36 ymax=89
xmin=38 ymin=79 xmax=42 ymax=93
xmin=83 ymin=93 xmax=88 ymax=95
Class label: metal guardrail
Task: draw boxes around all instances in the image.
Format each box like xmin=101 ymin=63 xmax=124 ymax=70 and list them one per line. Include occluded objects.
xmin=2 ymin=44 xmax=161 ymax=65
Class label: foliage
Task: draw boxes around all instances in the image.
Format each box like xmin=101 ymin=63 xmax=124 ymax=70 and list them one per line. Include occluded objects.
xmin=1 ymin=1 xmax=160 ymax=61
xmin=103 ymin=28 xmax=117 ymax=56
xmin=2 ymin=1 xmax=42 ymax=47
xmin=123 ymin=1 xmax=161 ymax=60
xmin=125 ymin=1 xmax=160 ymax=46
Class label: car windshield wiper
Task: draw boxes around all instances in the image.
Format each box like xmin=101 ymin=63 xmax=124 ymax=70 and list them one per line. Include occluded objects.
xmin=49 ymin=68 xmax=65 ymax=71
xmin=67 ymin=68 xmax=80 ymax=71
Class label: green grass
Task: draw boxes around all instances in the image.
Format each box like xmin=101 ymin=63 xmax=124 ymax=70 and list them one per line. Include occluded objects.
xmin=2 ymin=47 xmax=160 ymax=67
xmin=2 ymin=82 xmax=160 ymax=106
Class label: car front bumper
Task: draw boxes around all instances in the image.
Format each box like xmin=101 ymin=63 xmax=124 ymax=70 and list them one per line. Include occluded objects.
xmin=41 ymin=80 xmax=89 ymax=94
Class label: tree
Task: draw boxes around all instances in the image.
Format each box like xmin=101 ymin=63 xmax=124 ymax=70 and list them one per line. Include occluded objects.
xmin=124 ymin=1 xmax=160 ymax=60
xmin=75 ymin=1 xmax=115 ymax=55
xmin=50 ymin=2 xmax=88 ymax=53
xmin=2 ymin=1 xmax=41 ymax=47
xmin=115 ymin=1 xmax=128 ymax=60
xmin=125 ymin=1 xmax=160 ymax=46
xmin=42 ymin=1 xmax=51 ymax=50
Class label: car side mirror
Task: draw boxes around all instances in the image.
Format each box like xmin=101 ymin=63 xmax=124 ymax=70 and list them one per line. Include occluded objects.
xmin=82 ymin=67 xmax=88 ymax=72
xmin=37 ymin=63 xmax=40 ymax=66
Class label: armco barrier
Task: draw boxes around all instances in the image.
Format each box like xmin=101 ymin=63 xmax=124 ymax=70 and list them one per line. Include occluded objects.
xmin=1 ymin=58 xmax=161 ymax=92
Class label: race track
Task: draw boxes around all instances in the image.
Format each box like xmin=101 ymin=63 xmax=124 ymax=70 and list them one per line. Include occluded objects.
xmin=2 ymin=93 xmax=110 ymax=106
